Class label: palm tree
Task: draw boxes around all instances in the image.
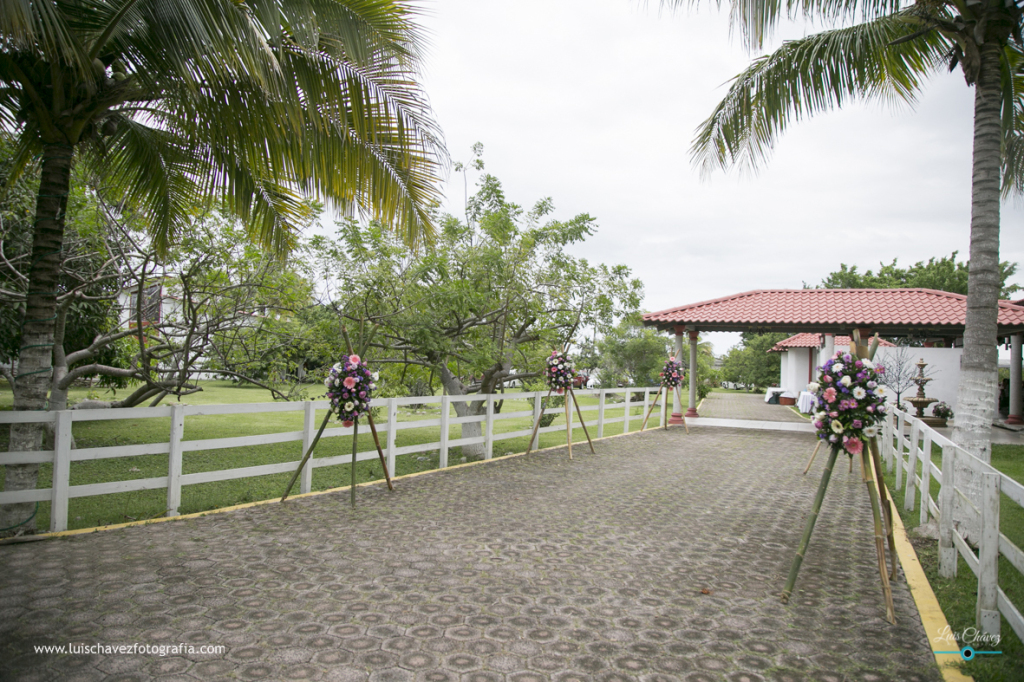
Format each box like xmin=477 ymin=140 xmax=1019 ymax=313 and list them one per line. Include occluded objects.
xmin=0 ymin=0 xmax=446 ymax=531
xmin=664 ymin=0 xmax=1024 ymax=461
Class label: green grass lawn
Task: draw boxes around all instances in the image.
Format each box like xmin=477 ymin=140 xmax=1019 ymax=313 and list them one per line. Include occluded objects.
xmin=885 ymin=440 xmax=1024 ymax=682
xmin=1 ymin=381 xmax=673 ymax=531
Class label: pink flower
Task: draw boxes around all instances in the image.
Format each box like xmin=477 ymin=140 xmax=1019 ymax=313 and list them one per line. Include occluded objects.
xmin=852 ymin=419 xmax=863 ymax=429
xmin=557 ymin=388 xmax=564 ymax=395
xmin=823 ymin=375 xmax=832 ymax=383
xmin=670 ymin=356 xmax=676 ymax=362
xmin=349 ymin=354 xmax=361 ymax=364
xmin=823 ymin=387 xmax=837 ymax=403
xmin=342 ymin=420 xmax=354 ymax=428
xmin=343 ymin=376 xmax=357 ymax=389
xmin=845 ymin=437 xmax=863 ymax=456
xmin=866 ymin=405 xmax=875 ymax=413
xmin=829 ymin=411 xmax=838 ymax=418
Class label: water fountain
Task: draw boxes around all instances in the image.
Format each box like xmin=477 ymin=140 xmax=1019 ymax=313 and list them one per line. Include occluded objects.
xmin=904 ymin=358 xmax=945 ymax=426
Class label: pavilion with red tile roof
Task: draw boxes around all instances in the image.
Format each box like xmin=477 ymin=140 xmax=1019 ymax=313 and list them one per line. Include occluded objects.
xmin=642 ymin=289 xmax=1024 ymax=422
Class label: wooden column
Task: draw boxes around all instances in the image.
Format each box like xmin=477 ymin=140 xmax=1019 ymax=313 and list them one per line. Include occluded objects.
xmin=686 ymin=330 xmax=699 ymax=418
xmin=1008 ymin=333 xmax=1023 ymax=424
xmin=669 ymin=326 xmax=685 ymax=425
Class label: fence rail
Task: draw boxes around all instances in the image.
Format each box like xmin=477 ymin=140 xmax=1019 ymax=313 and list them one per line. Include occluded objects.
xmin=882 ymin=409 xmax=1024 ymax=644
xmin=0 ymin=387 xmax=668 ymax=532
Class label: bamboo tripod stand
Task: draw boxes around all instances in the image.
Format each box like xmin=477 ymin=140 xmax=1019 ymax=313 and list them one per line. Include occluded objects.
xmin=783 ymin=332 xmax=898 ymax=624
xmin=281 ymin=329 xmax=394 ymax=507
xmin=524 ymin=387 xmax=596 ymax=459
xmin=640 ymin=385 xmax=688 ymax=433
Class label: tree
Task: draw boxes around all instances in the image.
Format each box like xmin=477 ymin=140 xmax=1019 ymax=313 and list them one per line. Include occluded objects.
xmin=596 ymin=316 xmax=669 ymax=388
xmin=721 ymin=332 xmax=788 ymax=391
xmin=1 ymin=0 xmax=446 ymax=531
xmin=311 ymin=171 xmax=643 ymax=457
xmin=875 ymin=343 xmax=931 ymax=407
xmin=816 ymin=253 xmax=1020 ymax=298
xmin=666 ymin=0 xmax=1024 ymax=461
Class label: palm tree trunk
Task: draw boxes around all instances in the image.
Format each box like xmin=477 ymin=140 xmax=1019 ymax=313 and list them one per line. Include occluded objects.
xmin=953 ymin=40 xmax=1003 ymax=464
xmin=951 ymin=39 xmax=1004 ymax=545
xmin=1 ymin=143 xmax=74 ymax=533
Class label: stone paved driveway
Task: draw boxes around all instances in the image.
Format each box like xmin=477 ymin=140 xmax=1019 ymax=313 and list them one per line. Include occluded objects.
xmin=0 ymin=428 xmax=941 ymax=682
xmin=698 ymin=393 xmax=809 ymax=424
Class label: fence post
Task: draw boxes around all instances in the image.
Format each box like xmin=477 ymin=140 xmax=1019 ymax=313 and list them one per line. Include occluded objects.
xmin=642 ymin=389 xmax=650 ymax=430
xmin=895 ymin=412 xmax=905 ymax=491
xmin=904 ymin=420 xmax=920 ymax=511
xmin=976 ymin=471 xmax=1001 ymax=637
xmin=597 ymin=389 xmax=606 ymax=438
xmin=485 ymin=395 xmax=494 ymax=460
xmin=300 ymin=401 xmax=315 ymax=495
xmin=439 ymin=395 xmax=450 ymax=468
xmin=938 ymin=444 xmax=957 ymax=578
xmin=167 ymin=404 xmax=185 ymax=516
xmin=882 ymin=412 xmax=892 ymax=469
xmin=919 ymin=431 xmax=933 ymax=526
xmin=49 ymin=411 xmax=72 ymax=533
xmin=532 ymin=392 xmax=543 ymax=450
xmin=661 ymin=387 xmax=668 ymax=427
xmin=623 ymin=389 xmax=631 ymax=433
xmin=386 ymin=399 xmax=398 ymax=476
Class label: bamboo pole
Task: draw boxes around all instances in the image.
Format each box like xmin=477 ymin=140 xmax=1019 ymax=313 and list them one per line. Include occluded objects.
xmin=862 ymin=445 xmax=897 ymax=623
xmin=869 ymin=437 xmax=899 ymax=580
xmin=350 ymin=420 xmax=359 ymax=508
xmin=569 ymin=388 xmax=596 ymax=453
xmin=782 ymin=446 xmax=839 ymax=604
xmin=802 ymin=440 xmax=822 ymax=475
xmin=366 ymin=413 xmax=393 ymax=491
xmin=564 ymin=393 xmax=573 ymax=460
xmin=640 ymin=387 xmax=662 ymax=431
xmin=524 ymin=390 xmax=552 ymax=455
xmin=281 ymin=410 xmax=332 ymax=502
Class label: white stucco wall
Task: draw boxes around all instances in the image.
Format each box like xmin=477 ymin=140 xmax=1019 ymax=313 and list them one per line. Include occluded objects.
xmin=872 ymin=346 xmax=963 ymax=413
xmin=781 ymin=344 xmax=965 ymax=415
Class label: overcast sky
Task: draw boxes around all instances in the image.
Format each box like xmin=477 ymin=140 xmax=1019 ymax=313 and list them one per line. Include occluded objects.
xmin=411 ymin=0 xmax=1024 ymax=355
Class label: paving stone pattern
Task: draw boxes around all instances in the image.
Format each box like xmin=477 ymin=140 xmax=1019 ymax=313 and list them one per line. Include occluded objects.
xmin=698 ymin=394 xmax=810 ymax=424
xmin=0 ymin=427 xmax=941 ymax=682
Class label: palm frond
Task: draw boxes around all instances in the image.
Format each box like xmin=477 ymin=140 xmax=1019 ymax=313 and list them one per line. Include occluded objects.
xmin=663 ymin=0 xmax=904 ymax=51
xmin=691 ymin=10 xmax=950 ymax=175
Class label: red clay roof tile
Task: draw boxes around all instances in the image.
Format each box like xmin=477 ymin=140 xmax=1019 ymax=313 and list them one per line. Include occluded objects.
xmin=643 ymin=289 xmax=1024 ymax=335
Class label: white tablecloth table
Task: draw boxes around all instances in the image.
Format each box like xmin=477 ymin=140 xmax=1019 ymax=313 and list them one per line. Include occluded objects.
xmin=797 ymin=391 xmax=816 ymax=414
xmin=765 ymin=387 xmax=786 ymax=403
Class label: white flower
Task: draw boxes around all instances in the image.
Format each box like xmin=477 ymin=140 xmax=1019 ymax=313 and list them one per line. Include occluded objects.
xmin=324 ymin=378 xmax=332 ymax=388
xmin=840 ymin=375 xmax=852 ymax=387
xmin=831 ymin=420 xmax=845 ymax=433
xmin=372 ymin=371 xmax=380 ymax=381
xmin=864 ymin=425 xmax=879 ymax=437
xmin=852 ymin=387 xmax=867 ymax=399
xmin=344 ymin=402 xmax=354 ymax=411
xmin=861 ymin=359 xmax=874 ymax=369
xmin=333 ymin=362 xmax=343 ymax=371
xmin=807 ymin=382 xmax=820 ymax=393
xmin=875 ymin=386 xmax=886 ymax=397
xmin=815 ymin=411 xmax=827 ymax=421
xmin=832 ymin=363 xmax=844 ymax=374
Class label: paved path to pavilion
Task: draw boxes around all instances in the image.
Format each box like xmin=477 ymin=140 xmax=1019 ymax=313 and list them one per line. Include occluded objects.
xmin=0 ymin=428 xmax=942 ymax=682
xmin=698 ymin=393 xmax=811 ymax=424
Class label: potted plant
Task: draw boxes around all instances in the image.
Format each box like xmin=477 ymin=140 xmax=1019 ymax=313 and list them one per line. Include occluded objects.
xmin=931 ymin=402 xmax=953 ymax=427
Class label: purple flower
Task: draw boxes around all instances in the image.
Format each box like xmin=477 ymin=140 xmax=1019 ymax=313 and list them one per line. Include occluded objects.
xmin=853 ymin=419 xmax=863 ymax=429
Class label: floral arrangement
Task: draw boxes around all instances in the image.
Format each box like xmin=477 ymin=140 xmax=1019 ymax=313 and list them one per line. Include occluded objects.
xmin=808 ymin=352 xmax=888 ymax=457
xmin=660 ymin=357 xmax=684 ymax=388
xmin=545 ymin=350 xmax=576 ymax=394
xmin=324 ymin=354 xmax=377 ymax=427
xmin=932 ymin=401 xmax=954 ymax=420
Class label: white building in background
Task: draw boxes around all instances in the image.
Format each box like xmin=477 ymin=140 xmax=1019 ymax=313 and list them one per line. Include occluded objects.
xmin=770 ymin=333 xmax=962 ymax=410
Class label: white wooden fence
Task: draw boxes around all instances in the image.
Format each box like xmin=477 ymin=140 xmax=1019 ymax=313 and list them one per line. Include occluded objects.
xmin=0 ymin=387 xmax=666 ymax=533
xmin=883 ymin=408 xmax=1024 ymax=644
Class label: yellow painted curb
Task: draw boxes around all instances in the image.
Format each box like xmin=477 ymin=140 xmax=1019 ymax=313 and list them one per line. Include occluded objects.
xmin=887 ymin=486 xmax=973 ymax=682
xmin=37 ymin=423 xmax=670 ymax=540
